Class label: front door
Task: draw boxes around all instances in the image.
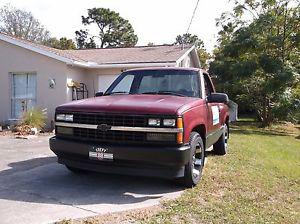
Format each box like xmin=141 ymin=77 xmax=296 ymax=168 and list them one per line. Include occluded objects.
xmin=203 ymin=76 xmax=220 ymax=133
xmin=11 ymin=73 xmax=37 ymax=118
xmin=203 ymin=74 xmax=221 ymax=147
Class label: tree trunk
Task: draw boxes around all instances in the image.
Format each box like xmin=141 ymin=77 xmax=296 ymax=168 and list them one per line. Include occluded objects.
xmin=261 ymin=96 xmax=272 ymax=127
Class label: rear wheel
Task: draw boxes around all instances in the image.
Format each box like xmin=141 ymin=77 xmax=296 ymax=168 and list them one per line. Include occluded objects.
xmin=213 ymin=123 xmax=229 ymax=155
xmin=183 ymin=132 xmax=205 ymax=188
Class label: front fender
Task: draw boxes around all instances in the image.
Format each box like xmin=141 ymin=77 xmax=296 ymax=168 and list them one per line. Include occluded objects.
xmin=182 ymin=104 xmax=208 ymax=144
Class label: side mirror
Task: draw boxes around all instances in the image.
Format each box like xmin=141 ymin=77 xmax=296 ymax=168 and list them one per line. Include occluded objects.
xmin=95 ymin=92 xmax=104 ymax=97
xmin=207 ymin=93 xmax=229 ymax=104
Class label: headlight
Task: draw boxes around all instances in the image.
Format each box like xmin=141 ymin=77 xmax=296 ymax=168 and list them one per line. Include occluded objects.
xmin=163 ymin=119 xmax=176 ymax=127
xmin=148 ymin=118 xmax=161 ymax=126
xmin=65 ymin=114 xmax=73 ymax=122
xmin=56 ymin=114 xmax=73 ymax=122
xmin=56 ymin=114 xmax=66 ymax=121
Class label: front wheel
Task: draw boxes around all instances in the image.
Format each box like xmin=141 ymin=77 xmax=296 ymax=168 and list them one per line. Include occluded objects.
xmin=183 ymin=132 xmax=205 ymax=188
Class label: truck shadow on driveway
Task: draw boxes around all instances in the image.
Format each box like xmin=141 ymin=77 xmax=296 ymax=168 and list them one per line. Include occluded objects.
xmin=0 ymin=156 xmax=184 ymax=206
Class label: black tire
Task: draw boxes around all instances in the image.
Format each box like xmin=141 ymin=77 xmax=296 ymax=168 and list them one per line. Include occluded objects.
xmin=183 ymin=132 xmax=205 ymax=188
xmin=65 ymin=165 xmax=86 ymax=174
xmin=213 ymin=123 xmax=229 ymax=155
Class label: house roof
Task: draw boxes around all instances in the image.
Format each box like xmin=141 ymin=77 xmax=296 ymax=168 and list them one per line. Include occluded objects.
xmin=0 ymin=32 xmax=200 ymax=68
xmin=63 ymin=45 xmax=193 ymax=65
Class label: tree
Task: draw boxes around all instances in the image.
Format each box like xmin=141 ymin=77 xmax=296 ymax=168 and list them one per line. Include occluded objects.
xmin=75 ymin=29 xmax=96 ymax=49
xmin=75 ymin=8 xmax=138 ymax=49
xmin=0 ymin=4 xmax=50 ymax=42
xmin=175 ymin=33 xmax=204 ymax=49
xmin=198 ymin=48 xmax=212 ymax=70
xmin=44 ymin=37 xmax=76 ymax=50
xmin=174 ymin=34 xmax=211 ymax=69
xmin=210 ymin=0 xmax=300 ymax=126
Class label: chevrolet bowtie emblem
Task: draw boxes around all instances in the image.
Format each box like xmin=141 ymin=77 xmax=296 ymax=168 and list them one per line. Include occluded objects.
xmin=97 ymin=124 xmax=111 ymax=131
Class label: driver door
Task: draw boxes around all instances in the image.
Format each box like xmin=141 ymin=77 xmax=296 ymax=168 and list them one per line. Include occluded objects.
xmin=203 ymin=73 xmax=221 ymax=144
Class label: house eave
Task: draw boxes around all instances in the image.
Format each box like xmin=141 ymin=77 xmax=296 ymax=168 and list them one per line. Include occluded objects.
xmin=175 ymin=45 xmax=201 ymax=68
xmin=69 ymin=61 xmax=177 ymax=69
xmin=0 ymin=34 xmax=74 ymax=64
xmin=0 ymin=33 xmax=190 ymax=69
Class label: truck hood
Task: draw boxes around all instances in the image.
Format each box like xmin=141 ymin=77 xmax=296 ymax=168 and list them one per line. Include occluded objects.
xmin=56 ymin=94 xmax=200 ymax=115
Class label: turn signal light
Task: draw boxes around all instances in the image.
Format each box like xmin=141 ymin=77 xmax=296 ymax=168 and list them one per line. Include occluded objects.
xmin=177 ymin=117 xmax=183 ymax=144
xmin=177 ymin=117 xmax=183 ymax=129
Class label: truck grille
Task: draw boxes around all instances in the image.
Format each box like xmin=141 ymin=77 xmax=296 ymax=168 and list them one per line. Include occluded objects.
xmin=73 ymin=128 xmax=146 ymax=142
xmin=73 ymin=113 xmax=147 ymax=127
xmin=56 ymin=113 xmax=176 ymax=144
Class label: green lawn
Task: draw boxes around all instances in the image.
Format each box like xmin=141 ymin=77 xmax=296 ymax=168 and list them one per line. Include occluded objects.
xmin=62 ymin=121 xmax=300 ymax=224
xmin=141 ymin=121 xmax=300 ymax=223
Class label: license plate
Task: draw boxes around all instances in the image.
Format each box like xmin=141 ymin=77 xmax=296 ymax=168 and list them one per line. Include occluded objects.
xmin=89 ymin=146 xmax=113 ymax=161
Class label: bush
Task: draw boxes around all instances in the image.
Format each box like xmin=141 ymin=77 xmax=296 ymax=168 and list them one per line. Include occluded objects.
xmin=21 ymin=108 xmax=46 ymax=129
xmin=272 ymin=85 xmax=300 ymax=124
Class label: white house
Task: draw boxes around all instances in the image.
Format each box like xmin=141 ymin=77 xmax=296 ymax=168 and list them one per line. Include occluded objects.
xmin=0 ymin=33 xmax=200 ymax=127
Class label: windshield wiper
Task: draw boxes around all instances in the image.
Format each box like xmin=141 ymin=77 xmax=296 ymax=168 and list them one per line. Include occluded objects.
xmin=104 ymin=91 xmax=129 ymax=96
xmin=141 ymin=91 xmax=185 ymax=97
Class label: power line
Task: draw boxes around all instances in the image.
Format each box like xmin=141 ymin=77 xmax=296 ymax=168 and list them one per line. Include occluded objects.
xmin=186 ymin=0 xmax=200 ymax=34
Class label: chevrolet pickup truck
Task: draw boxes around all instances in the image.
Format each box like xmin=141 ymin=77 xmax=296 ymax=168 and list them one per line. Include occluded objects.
xmin=49 ymin=68 xmax=229 ymax=187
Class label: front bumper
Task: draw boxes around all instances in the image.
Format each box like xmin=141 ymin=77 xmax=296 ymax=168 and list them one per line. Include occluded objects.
xmin=49 ymin=137 xmax=191 ymax=178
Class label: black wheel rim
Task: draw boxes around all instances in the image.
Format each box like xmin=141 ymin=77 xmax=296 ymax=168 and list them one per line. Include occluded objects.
xmin=192 ymin=142 xmax=203 ymax=179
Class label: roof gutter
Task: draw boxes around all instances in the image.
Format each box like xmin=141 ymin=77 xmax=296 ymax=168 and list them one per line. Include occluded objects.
xmin=68 ymin=61 xmax=177 ymax=69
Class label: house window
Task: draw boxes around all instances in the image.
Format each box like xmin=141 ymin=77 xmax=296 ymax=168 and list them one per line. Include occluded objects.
xmin=11 ymin=73 xmax=37 ymax=118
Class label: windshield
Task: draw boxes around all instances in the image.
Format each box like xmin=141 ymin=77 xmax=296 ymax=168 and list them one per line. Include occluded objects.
xmin=105 ymin=70 xmax=201 ymax=98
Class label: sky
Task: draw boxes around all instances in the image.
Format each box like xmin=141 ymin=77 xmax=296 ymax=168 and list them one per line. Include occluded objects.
xmin=0 ymin=0 xmax=234 ymax=52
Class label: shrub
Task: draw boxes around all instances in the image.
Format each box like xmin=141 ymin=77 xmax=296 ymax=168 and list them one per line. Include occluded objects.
xmin=21 ymin=108 xmax=46 ymax=129
xmin=272 ymin=85 xmax=300 ymax=124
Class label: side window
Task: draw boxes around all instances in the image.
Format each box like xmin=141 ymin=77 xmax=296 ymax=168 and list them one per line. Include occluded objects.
xmin=204 ymin=75 xmax=214 ymax=97
xmin=111 ymin=74 xmax=134 ymax=93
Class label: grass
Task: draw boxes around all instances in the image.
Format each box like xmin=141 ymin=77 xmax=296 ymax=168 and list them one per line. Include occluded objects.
xmin=59 ymin=120 xmax=300 ymax=224
xmin=140 ymin=120 xmax=300 ymax=223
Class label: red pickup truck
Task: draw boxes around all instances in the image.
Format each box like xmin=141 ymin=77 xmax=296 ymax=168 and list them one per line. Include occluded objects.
xmin=49 ymin=68 xmax=229 ymax=187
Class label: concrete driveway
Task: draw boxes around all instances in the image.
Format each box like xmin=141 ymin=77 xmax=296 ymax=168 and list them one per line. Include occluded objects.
xmin=0 ymin=135 xmax=184 ymax=224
